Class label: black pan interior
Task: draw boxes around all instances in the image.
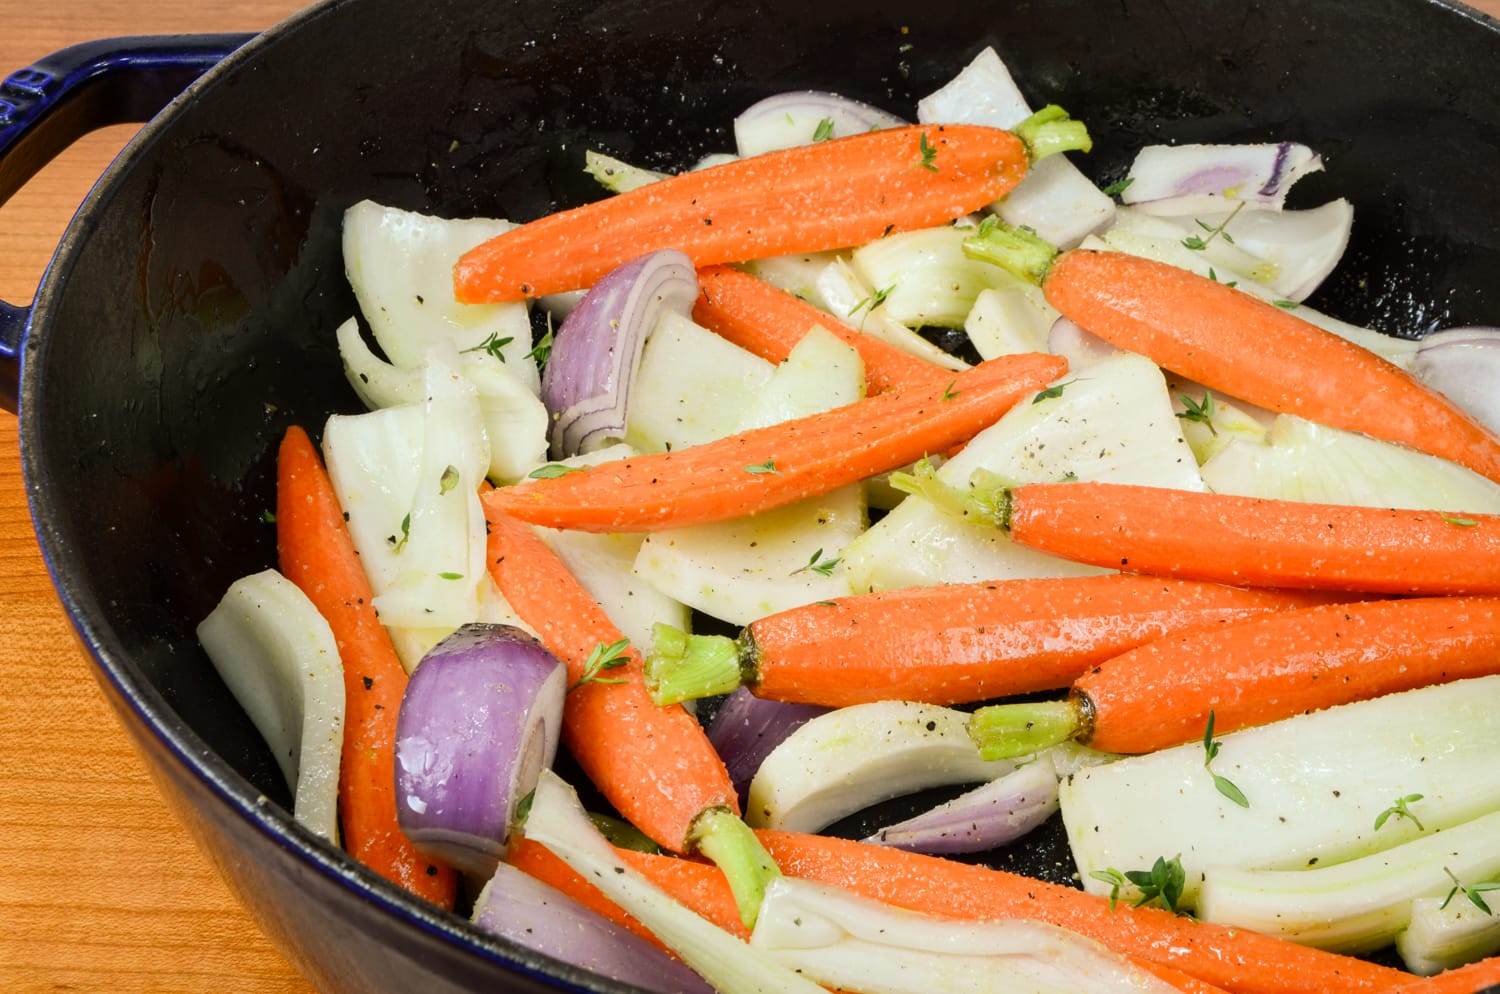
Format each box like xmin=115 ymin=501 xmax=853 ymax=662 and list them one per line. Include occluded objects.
xmin=23 ymin=0 xmax=1500 ymax=938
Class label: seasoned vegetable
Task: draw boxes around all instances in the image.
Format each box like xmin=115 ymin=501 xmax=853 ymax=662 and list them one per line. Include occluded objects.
xmin=394 ymin=624 xmax=565 ymax=877
xmin=733 ymin=90 xmax=904 ymax=156
xmin=706 ymin=690 xmax=828 ymax=805
xmin=197 ymin=569 xmax=344 ymax=842
xmin=1119 ymin=142 xmax=1323 ymax=215
xmin=1413 ymin=328 xmax=1500 ymax=436
xmin=1397 ymin=887 xmax=1500 ymax=976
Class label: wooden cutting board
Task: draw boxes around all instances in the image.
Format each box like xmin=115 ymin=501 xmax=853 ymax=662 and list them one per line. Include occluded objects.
xmin=2 ymin=1 xmax=1497 ymax=991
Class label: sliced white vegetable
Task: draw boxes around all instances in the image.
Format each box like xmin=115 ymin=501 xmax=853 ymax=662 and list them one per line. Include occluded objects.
xmin=742 ymin=251 xmax=843 ymax=308
xmin=1154 ymin=199 xmax=1354 ymax=302
xmin=524 ymin=443 xmax=690 ymax=651
xmin=385 ymin=580 xmax=526 ymax=672
xmin=1096 ymin=218 xmax=1421 ymax=369
xmin=844 ymin=353 xmax=1201 ymax=592
xmin=734 ymin=91 xmax=904 ymax=157
xmin=198 ymin=570 xmax=344 ymax=842
xmin=335 ymin=319 xmax=548 ymax=483
xmin=524 ymin=770 xmax=827 ymax=994
xmin=916 ymin=46 xmax=1114 ymax=247
xmin=694 ymin=152 xmax=740 ymax=170
xmin=1397 ymin=887 xmax=1500 ymax=975
xmin=1414 ymin=329 xmax=1500 ymax=436
xmin=746 ymin=701 xmax=1017 ymax=832
xmin=851 ymin=225 xmax=1011 ymax=329
xmin=1165 ymin=377 xmax=1272 ymax=465
xmin=964 ymin=281 xmax=1058 ymax=359
xmin=816 ymin=258 xmax=969 ymax=371
xmin=342 ymin=201 xmax=536 ymax=392
xmin=1197 ymin=811 xmax=1500 ymax=953
xmin=1063 ymin=675 xmax=1500 ymax=909
xmin=584 ymin=149 xmax=666 ymax=194
xmin=750 ymin=876 xmax=1177 ymax=994
xmin=1121 ymin=142 xmax=1323 ymax=214
xmin=635 ymin=328 xmax=867 ymax=624
xmin=371 ymin=347 xmax=490 ymax=629
xmin=1201 ymin=414 xmax=1500 ymax=512
xmin=625 ymin=311 xmax=774 ymax=452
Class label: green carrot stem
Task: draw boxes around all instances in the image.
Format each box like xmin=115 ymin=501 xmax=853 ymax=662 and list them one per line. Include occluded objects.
xmin=968 ymin=699 xmax=1083 ymax=760
xmin=1014 ymin=104 xmax=1094 ymax=162
xmin=887 ymin=460 xmax=1014 ymax=531
xmin=645 ymin=624 xmax=749 ymax=706
xmin=690 ymin=807 xmax=781 ymax=928
xmin=963 ymin=218 xmax=1060 ymax=285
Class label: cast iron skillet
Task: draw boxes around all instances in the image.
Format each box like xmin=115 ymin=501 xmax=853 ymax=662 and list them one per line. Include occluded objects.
xmin=3 ymin=1 xmax=1499 ymax=991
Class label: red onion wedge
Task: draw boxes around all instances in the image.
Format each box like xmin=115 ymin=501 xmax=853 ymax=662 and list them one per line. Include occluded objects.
xmin=865 ymin=753 xmax=1060 ymax=855
xmin=1413 ymin=328 xmax=1500 ymax=436
xmin=1122 ymin=142 xmax=1322 ymax=215
xmin=473 ymin=863 xmax=713 ymax=994
xmin=734 ymin=91 xmax=905 ymax=157
xmin=395 ymin=624 xmax=565 ymax=877
xmin=707 ymin=689 xmax=828 ymax=805
xmin=540 ymin=250 xmax=698 ymax=458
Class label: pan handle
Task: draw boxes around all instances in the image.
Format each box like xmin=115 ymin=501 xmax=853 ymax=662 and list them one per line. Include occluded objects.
xmin=0 ymin=33 xmax=253 ymax=413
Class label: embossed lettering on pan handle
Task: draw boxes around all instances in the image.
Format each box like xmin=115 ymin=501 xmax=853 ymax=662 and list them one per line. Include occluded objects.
xmin=0 ymin=33 xmax=252 ymax=414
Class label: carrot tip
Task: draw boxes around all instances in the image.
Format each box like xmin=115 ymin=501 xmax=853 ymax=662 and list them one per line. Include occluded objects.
xmin=644 ymin=624 xmax=745 ymax=706
xmin=689 ymin=808 xmax=781 ymax=929
xmin=968 ymin=699 xmax=1082 ymax=760
xmin=962 ymin=216 xmax=1060 ymax=285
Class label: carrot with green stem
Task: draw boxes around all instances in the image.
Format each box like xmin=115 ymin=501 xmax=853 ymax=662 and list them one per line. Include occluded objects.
xmin=967 ymin=596 xmax=1500 ymax=760
xmin=643 ymin=574 xmax=1334 ymax=708
xmin=961 ymin=220 xmax=1500 ymax=483
xmin=693 ymin=265 xmax=950 ymax=394
xmin=891 ymin=466 xmax=1500 ymax=594
xmin=454 ymin=110 xmax=1091 ymax=303
xmin=275 ymin=426 xmax=457 ymax=908
xmin=486 ymin=510 xmax=777 ymax=927
xmin=486 ymin=352 xmax=1064 ymax=533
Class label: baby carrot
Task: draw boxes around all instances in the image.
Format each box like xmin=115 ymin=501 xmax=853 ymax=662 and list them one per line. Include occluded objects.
xmin=487 ymin=353 xmax=1065 ymax=532
xmin=694 ymin=265 xmax=949 ymax=394
xmin=1381 ymin=958 xmax=1500 ymax=993
xmin=963 ymin=223 xmax=1500 ymax=483
xmin=275 ymin=426 xmax=456 ymax=908
xmin=644 ymin=575 xmax=1332 ymax=707
xmin=486 ymin=511 xmax=777 ymax=926
xmin=893 ymin=468 xmax=1500 ymax=594
xmin=453 ymin=120 xmax=1062 ymax=302
xmin=968 ymin=597 xmax=1500 ymax=758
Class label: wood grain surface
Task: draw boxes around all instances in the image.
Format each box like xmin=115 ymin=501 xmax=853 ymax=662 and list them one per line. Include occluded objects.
xmin=1 ymin=1 xmax=1497 ymax=992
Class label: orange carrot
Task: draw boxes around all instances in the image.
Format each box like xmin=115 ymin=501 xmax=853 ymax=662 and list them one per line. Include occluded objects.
xmin=487 ymin=353 xmax=1064 ymax=532
xmin=511 ymin=831 xmax=1369 ymax=994
xmin=1382 ymin=958 xmax=1500 ymax=993
xmin=996 ymin=482 xmax=1500 ymax=594
xmin=1041 ymin=250 xmax=1500 ymax=483
xmin=275 ymin=426 xmax=456 ymax=908
xmin=970 ymin=596 xmax=1500 ymax=757
xmin=454 ymin=125 xmax=1029 ymax=303
xmin=761 ymin=832 xmax=1403 ymax=994
xmin=694 ymin=265 xmax=949 ymax=394
xmin=645 ymin=575 xmax=1334 ymax=708
xmin=486 ymin=511 xmax=736 ymax=851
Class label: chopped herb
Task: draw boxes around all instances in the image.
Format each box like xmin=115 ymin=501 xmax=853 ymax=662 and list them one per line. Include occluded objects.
xmin=260 ymin=509 xmax=277 ymax=524
xmin=917 ymin=131 xmax=939 ymax=172
xmin=812 ymin=118 xmax=835 ymax=143
xmin=1207 ymin=267 xmax=1238 ymax=289
xmin=1101 ymin=177 xmax=1134 ymax=199
xmin=1202 ymin=711 xmax=1249 ymax=808
xmin=816 ymin=600 xmax=839 ymax=607
xmin=941 ymin=380 xmax=960 ymax=401
xmin=790 ymin=548 xmax=843 ymax=577
xmin=1125 ymin=855 xmax=1187 ymax=913
xmin=849 ymin=282 xmax=896 ymax=319
xmin=745 ymin=459 xmax=779 ymax=475
xmin=461 ymin=331 xmax=515 ymax=362
xmin=394 ymin=512 xmax=412 ymax=552
xmin=438 ymin=571 xmax=464 ymax=580
xmin=1032 ymin=379 xmax=1077 ymax=404
xmin=1374 ymin=793 xmax=1425 ymax=832
xmin=1176 ymin=392 xmax=1218 ymax=437
xmin=1443 ymin=515 xmax=1479 ymax=527
xmin=527 ymin=319 xmax=554 ymax=366
xmin=976 ymin=214 xmax=999 ymax=239
xmin=1090 ymin=868 xmax=1128 ymax=911
xmin=1272 ymin=299 xmax=1300 ymax=310
xmin=530 ymin=463 xmax=582 ymax=479
xmin=438 ymin=465 xmax=460 ymax=495
xmin=1440 ymin=867 xmax=1500 ymax=915
xmin=573 ymin=638 xmax=632 ymax=690
xmin=1182 ymin=200 xmax=1246 ymax=251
